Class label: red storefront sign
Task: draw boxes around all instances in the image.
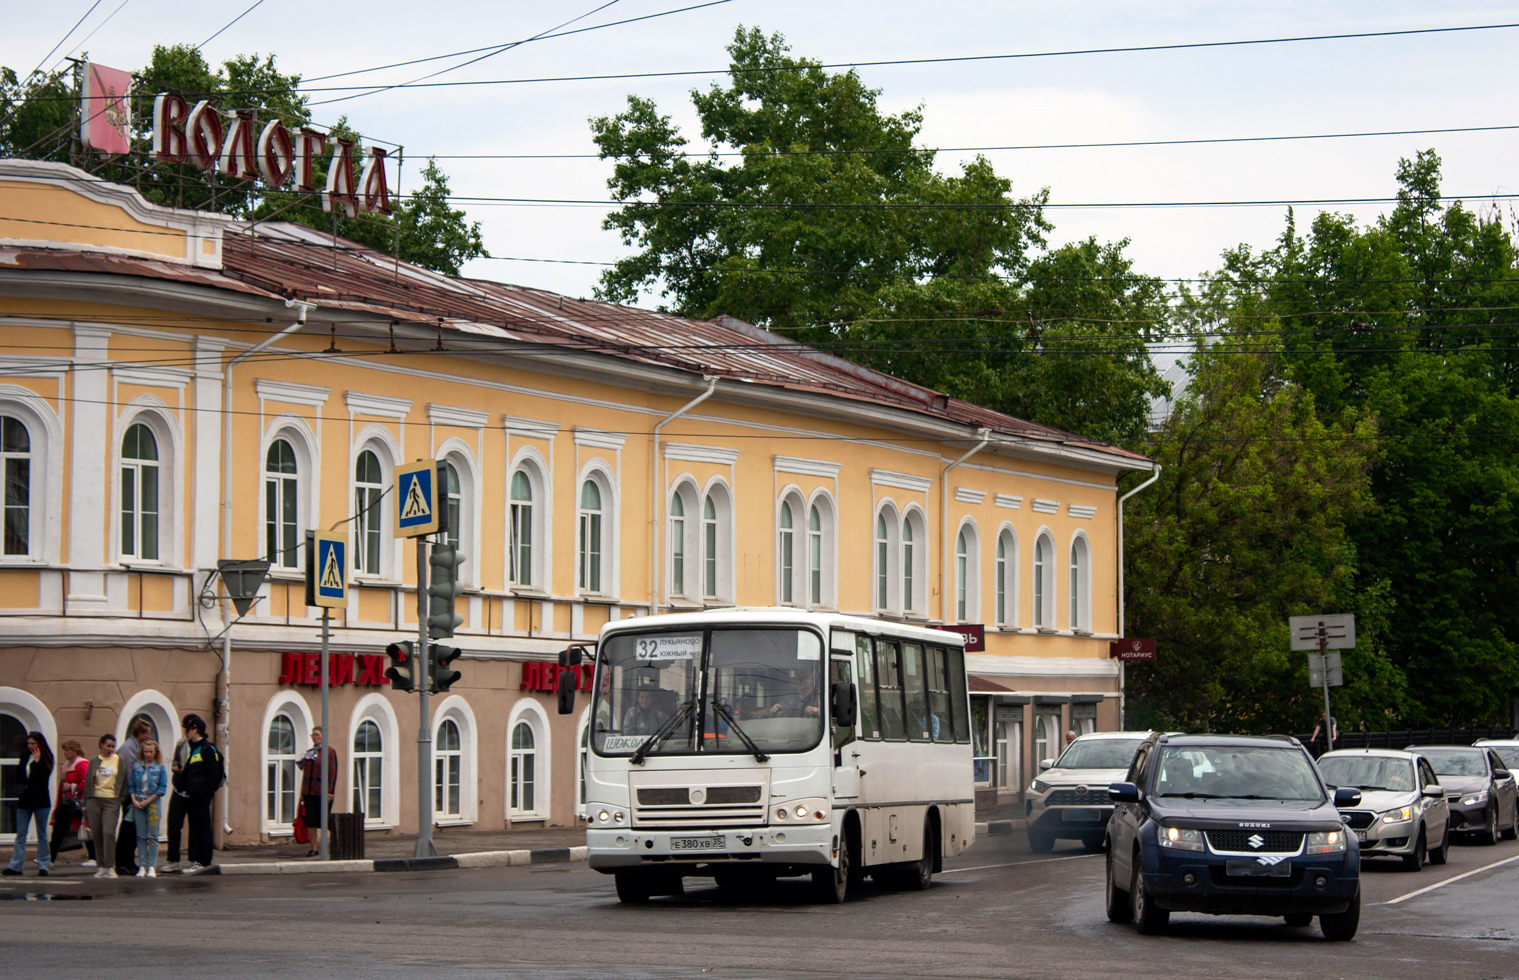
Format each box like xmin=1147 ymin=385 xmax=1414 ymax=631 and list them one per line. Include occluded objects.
xmin=1109 ymin=638 xmax=1157 ymax=662
xmin=933 ymin=624 xmax=985 ymax=652
xmin=277 ymin=652 xmax=388 ymax=687
xmin=521 ymin=661 xmax=593 ymax=693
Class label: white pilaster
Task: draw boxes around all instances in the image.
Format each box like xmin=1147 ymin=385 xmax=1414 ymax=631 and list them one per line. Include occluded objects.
xmin=67 ymin=324 xmax=111 ymax=610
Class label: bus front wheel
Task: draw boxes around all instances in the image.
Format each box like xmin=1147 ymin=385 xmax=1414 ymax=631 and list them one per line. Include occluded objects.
xmin=812 ymin=834 xmax=850 ymax=904
xmin=614 ymin=871 xmax=652 ymax=904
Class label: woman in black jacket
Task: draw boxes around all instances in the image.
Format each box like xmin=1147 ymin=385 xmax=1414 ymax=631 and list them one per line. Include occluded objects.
xmin=4 ymin=731 xmax=54 ymax=876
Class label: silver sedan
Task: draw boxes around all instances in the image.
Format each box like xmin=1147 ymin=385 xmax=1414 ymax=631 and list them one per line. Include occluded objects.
xmin=1318 ymin=749 xmax=1450 ymax=870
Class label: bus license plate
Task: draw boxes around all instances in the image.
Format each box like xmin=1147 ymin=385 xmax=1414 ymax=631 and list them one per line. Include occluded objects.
xmin=670 ymin=835 xmax=725 ymax=851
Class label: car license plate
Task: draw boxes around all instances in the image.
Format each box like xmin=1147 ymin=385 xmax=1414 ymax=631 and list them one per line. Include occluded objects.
xmin=1225 ymin=859 xmax=1292 ymax=877
xmin=670 ymin=835 xmax=725 ymax=851
xmin=1062 ymin=810 xmax=1102 ymax=822
xmin=1354 ymin=829 xmax=1366 ymax=842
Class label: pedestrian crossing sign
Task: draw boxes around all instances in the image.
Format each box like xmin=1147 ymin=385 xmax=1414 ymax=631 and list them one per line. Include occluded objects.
xmin=307 ymin=531 xmax=347 ymax=608
xmin=394 ymin=459 xmax=441 ymax=537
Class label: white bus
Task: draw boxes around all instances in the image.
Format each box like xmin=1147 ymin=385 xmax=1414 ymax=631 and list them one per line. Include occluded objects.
xmin=563 ymin=608 xmax=976 ymax=903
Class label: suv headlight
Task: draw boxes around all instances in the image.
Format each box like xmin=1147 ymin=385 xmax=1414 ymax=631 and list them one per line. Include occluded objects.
xmin=1159 ymin=826 xmax=1204 ymax=852
xmin=1380 ymin=806 xmax=1413 ymax=824
xmin=1461 ymin=790 xmax=1489 ymax=807
xmin=1030 ymin=779 xmax=1050 ymax=795
xmin=1307 ymin=830 xmax=1347 ymax=855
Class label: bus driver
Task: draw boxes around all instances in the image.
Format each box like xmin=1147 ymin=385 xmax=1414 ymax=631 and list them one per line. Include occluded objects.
xmin=622 ymin=686 xmax=671 ymax=735
xmin=770 ymin=670 xmax=821 ymax=718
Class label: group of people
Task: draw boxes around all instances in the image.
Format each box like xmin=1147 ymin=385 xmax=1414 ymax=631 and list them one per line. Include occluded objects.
xmin=5 ymin=714 xmax=225 ymax=878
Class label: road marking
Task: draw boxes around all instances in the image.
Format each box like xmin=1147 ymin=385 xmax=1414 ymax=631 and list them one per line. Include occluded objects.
xmin=940 ymin=852 xmax=1100 ymax=875
xmin=1383 ymin=854 xmax=1519 ymax=905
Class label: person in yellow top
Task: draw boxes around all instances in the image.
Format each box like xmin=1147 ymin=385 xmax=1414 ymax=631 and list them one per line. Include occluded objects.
xmin=83 ymin=734 xmax=124 ymax=879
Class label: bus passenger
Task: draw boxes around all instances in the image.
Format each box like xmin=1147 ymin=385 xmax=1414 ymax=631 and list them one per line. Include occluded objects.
xmin=911 ymin=696 xmax=941 ymax=740
xmin=623 ymin=687 xmax=670 ymax=735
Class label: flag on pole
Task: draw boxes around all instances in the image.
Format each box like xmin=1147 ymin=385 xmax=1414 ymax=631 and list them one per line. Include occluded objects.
xmin=80 ymin=62 xmax=133 ymax=155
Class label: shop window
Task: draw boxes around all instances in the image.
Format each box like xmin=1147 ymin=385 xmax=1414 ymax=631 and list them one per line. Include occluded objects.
xmin=1 ymin=417 xmax=30 ymax=556
xmin=434 ymin=719 xmax=462 ymax=820
xmin=120 ymin=422 xmax=160 ymax=561
xmin=265 ymin=714 xmax=298 ymax=827
xmin=352 ymin=719 xmax=383 ymax=820
xmin=264 ymin=439 xmax=299 ymax=568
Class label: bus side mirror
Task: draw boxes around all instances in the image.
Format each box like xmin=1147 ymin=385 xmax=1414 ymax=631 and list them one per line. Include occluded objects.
xmin=556 ymin=646 xmax=584 ymax=715
xmin=831 ymin=681 xmax=857 ymax=728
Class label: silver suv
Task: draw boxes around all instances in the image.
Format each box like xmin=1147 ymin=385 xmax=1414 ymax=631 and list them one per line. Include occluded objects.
xmin=1318 ymin=749 xmax=1450 ymax=870
xmin=1026 ymin=731 xmax=1149 ymax=853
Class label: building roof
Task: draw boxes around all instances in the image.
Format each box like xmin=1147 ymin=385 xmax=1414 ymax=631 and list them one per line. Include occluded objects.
xmin=0 ymin=160 xmax=1149 ymax=470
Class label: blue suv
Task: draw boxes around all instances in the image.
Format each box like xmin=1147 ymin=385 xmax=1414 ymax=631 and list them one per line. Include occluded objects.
xmin=1105 ymin=733 xmax=1362 ymax=940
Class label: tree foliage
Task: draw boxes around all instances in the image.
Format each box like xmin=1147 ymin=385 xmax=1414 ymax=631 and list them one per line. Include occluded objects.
xmin=591 ymin=27 xmax=1168 ymax=442
xmin=1 ymin=46 xmax=484 ymax=274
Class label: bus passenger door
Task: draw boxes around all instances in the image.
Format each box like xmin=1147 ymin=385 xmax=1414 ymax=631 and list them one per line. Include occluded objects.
xmin=830 ymin=656 xmax=860 ymax=799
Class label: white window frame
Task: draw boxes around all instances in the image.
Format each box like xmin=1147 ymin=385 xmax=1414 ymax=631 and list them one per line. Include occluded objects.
xmin=902 ymin=506 xmax=929 ymax=617
xmin=1033 ymin=529 xmax=1056 ymax=630
xmin=0 ymin=414 xmax=32 ymax=559
xmin=0 ymin=388 xmax=63 ymax=565
xmin=506 ymin=449 xmax=550 ymax=592
xmin=873 ymin=501 xmax=901 ymax=614
xmin=0 ymin=686 xmax=57 ymax=845
xmin=668 ymin=478 xmax=700 ymax=603
xmin=346 ymin=692 xmax=400 ymax=828
xmin=994 ymin=525 xmax=1018 ymax=628
xmin=954 ymin=518 xmax=980 ymax=624
xmin=506 ymin=698 xmax=551 ymax=821
xmin=575 ymin=706 xmax=590 ymax=820
xmin=777 ymin=492 xmax=801 ymax=606
xmin=117 ymin=418 xmax=164 ymax=563
xmin=576 ymin=461 xmax=618 ymax=598
xmin=263 ymin=438 xmax=300 ymax=569
xmin=1069 ymin=532 xmax=1092 ymax=633
xmin=434 ymin=718 xmax=464 ymax=821
xmin=436 ymin=439 xmax=481 ymax=587
xmin=806 ymin=490 xmax=837 ymax=609
xmin=700 ymin=477 xmax=734 ymax=605
xmin=430 ymin=694 xmax=477 ymax=826
xmin=258 ymin=415 xmax=318 ymax=573
xmin=258 ymin=691 xmax=312 ymax=836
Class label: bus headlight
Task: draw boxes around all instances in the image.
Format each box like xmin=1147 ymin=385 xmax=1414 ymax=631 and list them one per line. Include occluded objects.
xmin=774 ymin=799 xmax=829 ymax=823
xmin=592 ymin=808 xmax=626 ymax=826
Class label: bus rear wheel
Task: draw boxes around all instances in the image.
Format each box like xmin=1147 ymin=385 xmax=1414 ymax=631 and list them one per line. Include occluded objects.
xmin=895 ymin=824 xmax=936 ymax=891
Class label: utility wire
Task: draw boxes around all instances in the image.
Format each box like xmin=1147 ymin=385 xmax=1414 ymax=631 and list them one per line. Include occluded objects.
xmin=52 ymin=0 xmax=134 ymax=73
xmin=197 ymin=0 xmax=268 ymax=52
xmin=24 ymin=0 xmax=105 ymax=82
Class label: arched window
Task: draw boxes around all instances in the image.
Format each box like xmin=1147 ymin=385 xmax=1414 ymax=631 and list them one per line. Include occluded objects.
xmin=875 ymin=514 xmax=890 ymax=611
xmin=265 ymin=714 xmax=298 ymax=826
xmin=1 ymin=416 xmax=31 ymax=556
xmin=778 ymin=500 xmax=795 ymax=605
xmin=578 ymin=480 xmax=603 ymax=592
xmin=434 ymin=719 xmax=462 ymax=820
xmin=442 ymin=461 xmax=461 ymax=550
xmin=995 ymin=529 xmax=1017 ymax=627
xmin=671 ymin=493 xmax=687 ymax=597
xmin=352 ymin=719 xmax=383 ymax=819
xmin=354 ymin=449 xmax=384 ymax=575
xmin=956 ymin=529 xmax=969 ymax=621
xmin=509 ymin=721 xmax=537 ymax=817
xmin=0 ymin=712 xmax=23 ymax=834
xmin=1033 ymin=534 xmax=1053 ymax=628
xmin=120 ymin=422 xmax=159 ymax=561
xmin=1069 ymin=536 xmax=1090 ymax=632
xmin=808 ymin=504 xmax=824 ymax=605
xmin=264 ymin=439 xmax=298 ymax=568
xmin=702 ymin=494 xmax=718 ymax=598
xmin=509 ymin=468 xmax=534 ymax=588
xmin=902 ymin=518 xmax=915 ymax=611
xmin=577 ymin=715 xmax=590 ymax=819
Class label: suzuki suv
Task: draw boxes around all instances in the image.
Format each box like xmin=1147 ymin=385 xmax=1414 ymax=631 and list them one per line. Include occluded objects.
xmin=1105 ymin=733 xmax=1362 ymax=940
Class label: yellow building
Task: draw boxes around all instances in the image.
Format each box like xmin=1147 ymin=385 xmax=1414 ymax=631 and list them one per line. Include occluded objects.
xmin=0 ymin=159 xmax=1152 ymax=844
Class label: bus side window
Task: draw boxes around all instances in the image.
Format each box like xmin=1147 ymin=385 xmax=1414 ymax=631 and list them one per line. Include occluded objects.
xmin=927 ymin=646 xmax=953 ymax=743
xmin=830 ymin=657 xmax=856 ymax=749
xmin=902 ymin=641 xmax=930 ymax=742
xmin=855 ymin=635 xmax=880 ymax=740
xmin=876 ymin=640 xmax=906 ymax=740
xmin=946 ymin=646 xmax=971 ymax=743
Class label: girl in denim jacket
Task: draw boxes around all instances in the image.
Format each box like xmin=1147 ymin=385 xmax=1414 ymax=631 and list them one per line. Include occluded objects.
xmin=129 ymin=740 xmax=169 ymax=877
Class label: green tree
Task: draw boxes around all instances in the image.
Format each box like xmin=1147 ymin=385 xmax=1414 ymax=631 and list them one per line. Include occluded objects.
xmin=591 ymin=27 xmax=1167 ymax=439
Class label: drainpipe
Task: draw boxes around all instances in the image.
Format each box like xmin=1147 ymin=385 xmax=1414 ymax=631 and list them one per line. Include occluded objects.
xmin=649 ymin=376 xmax=717 ymax=614
xmin=1116 ymin=463 xmax=1162 ymax=729
xmin=218 ymin=299 xmax=310 ymax=835
xmin=940 ymin=428 xmax=991 ymax=624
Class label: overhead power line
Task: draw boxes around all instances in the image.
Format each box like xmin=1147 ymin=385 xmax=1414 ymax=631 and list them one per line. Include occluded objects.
xmin=196 ymin=0 xmax=267 ymax=52
xmin=24 ymin=0 xmax=104 ymax=82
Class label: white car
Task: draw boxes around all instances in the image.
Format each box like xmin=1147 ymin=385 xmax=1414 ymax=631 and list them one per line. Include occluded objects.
xmin=1474 ymin=738 xmax=1519 ymax=772
xmin=1318 ymin=749 xmax=1451 ymax=870
xmin=1025 ymin=731 xmax=1149 ymax=853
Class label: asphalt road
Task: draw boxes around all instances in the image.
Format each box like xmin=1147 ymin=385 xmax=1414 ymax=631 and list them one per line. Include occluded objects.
xmin=4 ymin=830 xmax=1518 ymax=979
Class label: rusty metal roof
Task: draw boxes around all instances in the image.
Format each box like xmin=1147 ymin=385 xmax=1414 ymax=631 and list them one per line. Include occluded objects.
xmin=3 ymin=218 xmax=1149 ymax=466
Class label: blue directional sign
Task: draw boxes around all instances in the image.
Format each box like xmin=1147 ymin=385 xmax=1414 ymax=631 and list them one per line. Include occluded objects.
xmin=306 ymin=530 xmax=348 ymax=609
xmin=394 ymin=459 xmax=441 ymax=537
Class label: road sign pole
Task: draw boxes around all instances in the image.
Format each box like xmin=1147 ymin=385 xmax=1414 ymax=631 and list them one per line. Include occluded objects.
xmin=415 ymin=536 xmax=436 ymax=858
xmin=1318 ymin=629 xmax=1333 ymax=751
xmin=319 ymin=608 xmax=330 ymax=861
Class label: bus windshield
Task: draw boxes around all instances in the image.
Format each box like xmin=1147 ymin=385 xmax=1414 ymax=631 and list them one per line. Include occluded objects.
xmin=592 ymin=627 xmax=825 ymax=758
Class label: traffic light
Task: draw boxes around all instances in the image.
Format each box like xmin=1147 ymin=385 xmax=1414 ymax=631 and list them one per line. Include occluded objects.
xmin=384 ymin=641 xmax=416 ymax=692
xmin=557 ymin=645 xmax=585 ymax=714
xmin=429 ymin=644 xmax=462 ymax=694
xmin=427 ymin=543 xmax=466 ymax=639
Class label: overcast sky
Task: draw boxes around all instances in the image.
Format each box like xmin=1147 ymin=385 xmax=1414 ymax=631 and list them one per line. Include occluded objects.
xmin=5 ymin=1 xmax=1517 ymax=306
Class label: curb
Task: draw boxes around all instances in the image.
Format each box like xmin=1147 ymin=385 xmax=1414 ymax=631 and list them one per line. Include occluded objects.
xmin=216 ymin=845 xmax=589 ymax=876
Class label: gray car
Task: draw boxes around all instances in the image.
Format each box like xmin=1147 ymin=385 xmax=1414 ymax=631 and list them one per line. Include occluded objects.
xmin=1408 ymin=745 xmax=1519 ymax=845
xmin=1319 ymin=749 xmax=1450 ymax=870
xmin=1025 ymin=731 xmax=1148 ymax=853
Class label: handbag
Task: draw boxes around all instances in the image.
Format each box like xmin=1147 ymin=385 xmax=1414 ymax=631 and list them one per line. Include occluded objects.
xmin=78 ymin=816 xmax=91 ymax=842
xmin=292 ymin=800 xmax=309 ymax=845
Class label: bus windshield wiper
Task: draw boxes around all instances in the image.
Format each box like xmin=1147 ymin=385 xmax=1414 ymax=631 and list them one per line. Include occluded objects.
xmin=710 ymin=699 xmax=770 ymax=763
xmin=630 ymin=699 xmax=695 ymax=766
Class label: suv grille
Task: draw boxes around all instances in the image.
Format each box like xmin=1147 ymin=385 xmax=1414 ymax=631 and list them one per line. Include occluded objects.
xmin=1205 ymin=830 xmax=1304 ymax=853
xmin=1340 ymin=811 xmax=1375 ymax=830
xmin=1046 ymin=788 xmax=1111 ymax=806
